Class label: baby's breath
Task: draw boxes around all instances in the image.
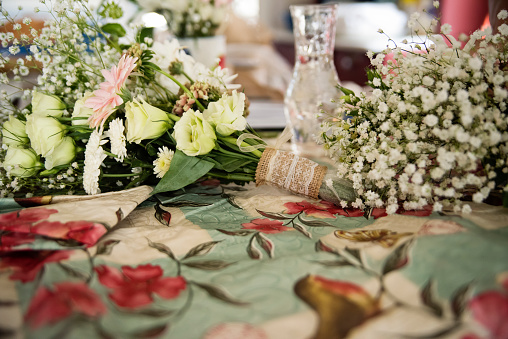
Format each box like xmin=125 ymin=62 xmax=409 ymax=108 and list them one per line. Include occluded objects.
xmin=321 ymin=12 xmax=508 ymax=213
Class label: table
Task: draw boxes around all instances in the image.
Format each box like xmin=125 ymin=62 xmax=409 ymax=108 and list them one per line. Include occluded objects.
xmin=1 ymin=182 xmax=507 ymax=339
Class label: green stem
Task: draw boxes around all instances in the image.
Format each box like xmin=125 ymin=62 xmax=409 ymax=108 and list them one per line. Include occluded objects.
xmin=168 ymin=113 xmax=181 ymax=122
xmin=156 ymin=69 xmax=205 ymax=111
xmin=207 ymin=172 xmax=254 ymax=182
xmin=101 ymin=173 xmax=139 ymax=178
xmin=182 ymin=71 xmax=194 ymax=84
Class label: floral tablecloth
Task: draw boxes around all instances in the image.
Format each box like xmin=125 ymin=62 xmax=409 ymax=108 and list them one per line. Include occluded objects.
xmin=1 ymin=182 xmax=508 ymax=339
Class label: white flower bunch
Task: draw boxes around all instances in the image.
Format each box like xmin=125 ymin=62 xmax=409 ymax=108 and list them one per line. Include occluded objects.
xmin=0 ymin=0 xmax=242 ymax=198
xmin=136 ymin=0 xmax=232 ymax=38
xmin=320 ymin=10 xmax=508 ymax=214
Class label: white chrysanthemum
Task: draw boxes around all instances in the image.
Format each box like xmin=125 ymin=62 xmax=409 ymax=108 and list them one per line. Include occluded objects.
xmin=105 ymin=118 xmax=127 ymax=162
xmin=153 ymin=146 xmax=175 ymax=179
xmin=83 ymin=130 xmax=107 ymax=195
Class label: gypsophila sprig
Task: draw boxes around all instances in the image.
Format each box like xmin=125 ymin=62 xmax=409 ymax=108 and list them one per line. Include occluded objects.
xmin=320 ymin=10 xmax=508 ymax=214
xmin=134 ymin=0 xmax=233 ymax=38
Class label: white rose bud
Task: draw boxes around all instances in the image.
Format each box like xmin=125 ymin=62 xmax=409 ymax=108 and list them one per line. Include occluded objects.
xmin=174 ymin=109 xmax=216 ymax=156
xmin=125 ymin=98 xmax=172 ymax=144
xmin=32 ymin=90 xmax=66 ymax=117
xmin=3 ymin=147 xmax=42 ymax=177
xmin=203 ymin=90 xmax=247 ymax=136
xmin=44 ymin=136 xmax=76 ymax=170
xmin=2 ymin=116 xmax=29 ymax=146
xmin=72 ymin=92 xmax=94 ymax=125
xmin=25 ymin=115 xmax=66 ymax=156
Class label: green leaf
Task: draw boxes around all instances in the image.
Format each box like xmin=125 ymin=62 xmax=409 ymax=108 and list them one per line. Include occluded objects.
xmin=101 ymin=23 xmax=126 ymax=37
xmin=182 ymin=241 xmax=221 ymax=260
xmin=248 ymin=235 xmax=262 ymax=259
xmin=255 ymin=233 xmax=274 ymax=258
xmin=450 ymin=283 xmax=472 ymax=319
xmin=298 ymin=215 xmax=334 ymax=227
xmin=256 ymin=209 xmax=288 ymax=220
xmin=161 ymin=200 xmax=212 ymax=208
xmin=337 ymin=85 xmax=355 ymax=97
xmin=183 ymin=260 xmax=234 ymax=270
xmin=147 ymin=238 xmax=176 ymax=260
xmin=294 ymin=223 xmax=312 ymax=238
xmin=421 ymin=280 xmax=443 ymax=317
xmin=57 ymin=263 xmax=89 ymax=280
xmin=382 ymin=239 xmax=413 ymax=275
xmin=314 ymin=260 xmax=353 ymax=267
xmin=212 ymin=155 xmax=254 ymax=172
xmin=152 ymin=150 xmax=214 ymax=194
xmin=343 ymin=247 xmax=362 ymax=264
xmin=217 ymin=229 xmax=254 ymax=236
xmin=193 ymin=282 xmax=248 ymax=306
xmin=137 ymin=27 xmax=153 ymax=44
xmin=95 ymin=239 xmax=121 ymax=256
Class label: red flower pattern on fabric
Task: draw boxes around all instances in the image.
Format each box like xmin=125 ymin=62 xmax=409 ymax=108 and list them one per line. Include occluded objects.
xmin=95 ymin=264 xmax=187 ymax=309
xmin=31 ymin=220 xmax=107 ymax=247
xmin=241 ymin=219 xmax=292 ymax=234
xmin=0 ymin=208 xmax=58 ymax=232
xmin=468 ymin=291 xmax=508 ymax=338
xmin=25 ymin=281 xmax=106 ymax=328
xmin=284 ymin=201 xmax=340 ymax=219
xmin=284 ymin=200 xmax=366 ymax=218
xmin=0 ymin=207 xmax=106 ymax=247
xmin=0 ymin=233 xmax=36 ymax=250
xmin=0 ymin=250 xmax=72 ymax=282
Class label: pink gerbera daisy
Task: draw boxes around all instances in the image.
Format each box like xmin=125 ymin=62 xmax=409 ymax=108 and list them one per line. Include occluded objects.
xmin=85 ymin=54 xmax=138 ymax=129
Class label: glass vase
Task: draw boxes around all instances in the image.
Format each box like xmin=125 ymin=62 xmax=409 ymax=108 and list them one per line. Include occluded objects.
xmin=284 ymin=4 xmax=340 ymax=158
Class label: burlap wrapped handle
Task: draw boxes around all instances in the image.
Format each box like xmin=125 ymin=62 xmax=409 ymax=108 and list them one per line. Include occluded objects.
xmin=255 ymin=147 xmax=327 ymax=199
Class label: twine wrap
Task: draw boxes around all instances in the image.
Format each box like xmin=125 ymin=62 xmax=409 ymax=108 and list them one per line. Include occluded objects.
xmin=255 ymin=147 xmax=327 ymax=199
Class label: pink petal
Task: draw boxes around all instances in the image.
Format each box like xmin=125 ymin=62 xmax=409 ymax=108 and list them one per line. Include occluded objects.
xmin=25 ymin=287 xmax=72 ymax=328
xmin=122 ymin=264 xmax=163 ymax=281
xmin=151 ymin=276 xmax=187 ymax=299
xmin=95 ymin=265 xmax=125 ymax=288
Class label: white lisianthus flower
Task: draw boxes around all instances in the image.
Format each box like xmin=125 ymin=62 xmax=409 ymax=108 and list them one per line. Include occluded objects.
xmin=25 ymin=115 xmax=66 ymax=157
xmin=174 ymin=109 xmax=216 ymax=156
xmin=44 ymin=136 xmax=76 ymax=170
xmin=2 ymin=116 xmax=29 ymax=146
xmin=105 ymin=118 xmax=127 ymax=162
xmin=31 ymin=90 xmax=65 ymax=117
xmin=125 ymin=99 xmax=172 ymax=144
xmin=203 ymin=90 xmax=247 ymax=136
xmin=153 ymin=146 xmax=175 ymax=179
xmin=3 ymin=147 xmax=42 ymax=177
xmin=72 ymin=92 xmax=94 ymax=126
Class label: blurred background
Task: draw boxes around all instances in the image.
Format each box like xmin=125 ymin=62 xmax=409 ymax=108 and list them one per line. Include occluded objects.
xmin=0 ymin=0 xmax=495 ymax=128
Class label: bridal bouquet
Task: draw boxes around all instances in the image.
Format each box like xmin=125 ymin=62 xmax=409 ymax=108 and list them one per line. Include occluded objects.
xmin=133 ymin=0 xmax=232 ymax=38
xmin=320 ymin=5 xmax=508 ymax=213
xmin=0 ymin=0 xmax=265 ymax=198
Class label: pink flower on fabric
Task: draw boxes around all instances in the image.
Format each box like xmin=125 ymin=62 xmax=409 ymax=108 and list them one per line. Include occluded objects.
xmin=0 ymin=233 xmax=36 ymax=250
xmin=0 ymin=208 xmax=58 ymax=232
xmin=417 ymin=219 xmax=465 ymax=236
xmin=468 ymin=291 xmax=508 ymax=339
xmin=241 ymin=219 xmax=292 ymax=234
xmin=204 ymin=322 xmax=267 ymax=339
xmin=0 ymin=250 xmax=72 ymax=282
xmin=31 ymin=220 xmax=107 ymax=247
xmin=85 ymin=54 xmax=138 ymax=129
xmin=25 ymin=282 xmax=106 ymax=328
xmin=95 ymin=264 xmax=187 ymax=309
xmin=284 ymin=201 xmax=340 ymax=218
